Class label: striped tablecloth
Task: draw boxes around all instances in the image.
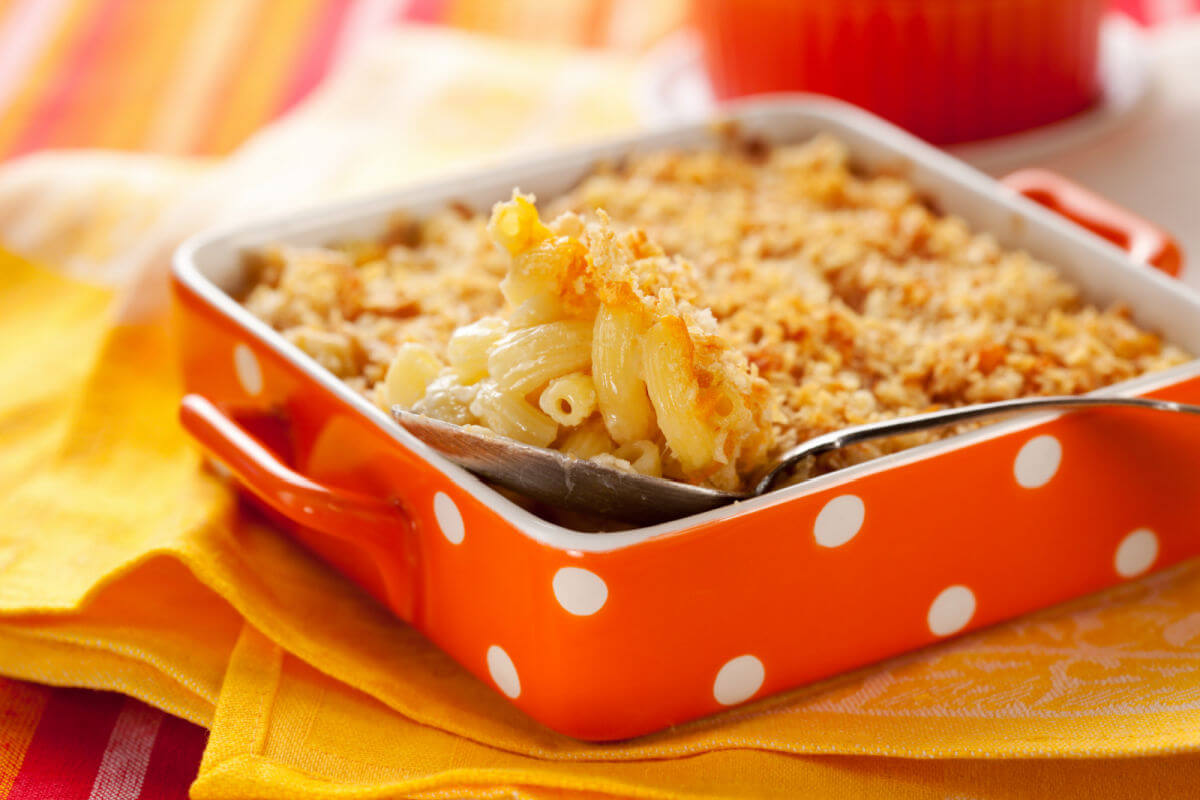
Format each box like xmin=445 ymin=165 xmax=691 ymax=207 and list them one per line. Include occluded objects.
xmin=0 ymin=0 xmax=1196 ymax=797
xmin=0 ymin=0 xmax=684 ymax=160
xmin=0 ymin=679 xmax=205 ymax=800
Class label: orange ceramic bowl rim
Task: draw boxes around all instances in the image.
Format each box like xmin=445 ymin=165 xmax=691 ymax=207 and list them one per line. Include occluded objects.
xmin=692 ymin=0 xmax=1108 ymax=144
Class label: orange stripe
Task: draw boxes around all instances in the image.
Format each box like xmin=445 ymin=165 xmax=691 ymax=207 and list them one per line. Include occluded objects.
xmin=142 ymin=0 xmax=262 ymax=155
xmin=0 ymin=679 xmax=51 ymax=800
xmin=91 ymin=0 xmax=205 ymax=150
xmin=445 ymin=0 xmax=496 ymax=35
xmin=581 ymin=0 xmax=612 ymax=47
xmin=448 ymin=0 xmax=595 ymax=44
xmin=0 ymin=0 xmax=23 ymax=24
xmin=195 ymin=0 xmax=324 ymax=155
xmin=0 ymin=0 xmax=93 ymax=158
xmin=11 ymin=0 xmax=141 ymax=154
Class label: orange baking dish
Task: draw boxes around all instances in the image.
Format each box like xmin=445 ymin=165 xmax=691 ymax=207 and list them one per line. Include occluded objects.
xmin=172 ymin=98 xmax=1198 ymax=741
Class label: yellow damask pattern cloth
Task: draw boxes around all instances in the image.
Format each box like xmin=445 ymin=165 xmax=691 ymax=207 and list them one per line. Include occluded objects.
xmin=3 ymin=25 xmax=1200 ymax=799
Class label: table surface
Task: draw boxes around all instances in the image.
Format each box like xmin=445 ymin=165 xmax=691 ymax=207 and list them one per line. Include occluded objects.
xmin=1 ymin=0 xmax=1197 ymax=797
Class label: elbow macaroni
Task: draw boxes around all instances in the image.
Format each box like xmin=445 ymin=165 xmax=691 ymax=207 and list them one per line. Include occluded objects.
xmin=447 ymin=317 xmax=507 ymax=383
xmin=384 ymin=342 xmax=443 ymax=407
xmin=641 ymin=318 xmax=719 ymax=475
xmin=539 ymin=373 xmax=597 ymax=426
xmin=390 ymin=192 xmax=775 ymax=492
xmin=592 ymin=305 xmax=656 ymax=445
xmin=488 ymin=319 xmax=594 ymax=394
xmin=470 ymin=379 xmax=559 ymax=447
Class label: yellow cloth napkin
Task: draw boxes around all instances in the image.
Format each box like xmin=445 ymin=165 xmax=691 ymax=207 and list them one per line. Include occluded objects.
xmin=5 ymin=25 xmax=1200 ymax=799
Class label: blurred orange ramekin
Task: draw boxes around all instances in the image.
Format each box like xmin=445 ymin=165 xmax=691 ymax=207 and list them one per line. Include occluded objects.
xmin=693 ymin=0 xmax=1108 ymax=144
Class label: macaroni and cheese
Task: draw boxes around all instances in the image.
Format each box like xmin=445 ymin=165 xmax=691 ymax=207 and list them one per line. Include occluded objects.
xmin=242 ymin=135 xmax=1190 ymax=493
xmin=387 ymin=194 xmax=774 ymax=490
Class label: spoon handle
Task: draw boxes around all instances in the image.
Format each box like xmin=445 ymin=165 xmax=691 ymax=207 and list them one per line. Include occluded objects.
xmin=756 ymin=394 xmax=1200 ymax=494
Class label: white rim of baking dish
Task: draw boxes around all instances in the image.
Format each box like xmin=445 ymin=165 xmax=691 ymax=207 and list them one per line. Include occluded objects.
xmin=173 ymin=94 xmax=1200 ymax=553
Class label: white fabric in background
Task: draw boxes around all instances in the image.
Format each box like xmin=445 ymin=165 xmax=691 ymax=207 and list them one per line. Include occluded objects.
xmin=1032 ymin=21 xmax=1200 ymax=289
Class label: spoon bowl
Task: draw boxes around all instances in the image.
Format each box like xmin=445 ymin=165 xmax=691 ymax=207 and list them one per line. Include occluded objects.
xmin=393 ymin=394 xmax=1200 ymax=526
xmin=392 ymin=410 xmax=738 ymax=523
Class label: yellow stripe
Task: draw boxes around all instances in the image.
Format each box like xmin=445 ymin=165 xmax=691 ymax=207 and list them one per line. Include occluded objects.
xmin=196 ymin=0 xmax=324 ymax=155
xmin=447 ymin=0 xmax=505 ymax=37
xmin=0 ymin=0 xmax=93 ymax=158
xmin=93 ymin=0 xmax=205 ymax=150
xmin=0 ymin=680 xmax=51 ymax=800
xmin=142 ymin=0 xmax=262 ymax=155
xmin=448 ymin=0 xmax=594 ymax=45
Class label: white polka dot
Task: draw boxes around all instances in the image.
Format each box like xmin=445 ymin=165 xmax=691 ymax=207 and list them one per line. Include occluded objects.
xmin=433 ymin=492 xmax=464 ymax=544
xmin=552 ymin=567 xmax=608 ymax=616
xmin=813 ymin=495 xmax=865 ymax=548
xmin=1115 ymin=528 xmax=1158 ymax=578
xmin=1013 ymin=434 xmax=1061 ymax=488
xmin=927 ymin=585 xmax=976 ymax=637
xmin=713 ymin=655 xmax=765 ymax=706
xmin=233 ymin=343 xmax=263 ymax=397
xmin=486 ymin=645 xmax=520 ymax=698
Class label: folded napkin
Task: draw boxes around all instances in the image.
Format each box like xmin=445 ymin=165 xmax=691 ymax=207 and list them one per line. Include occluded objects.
xmin=6 ymin=25 xmax=1200 ymax=800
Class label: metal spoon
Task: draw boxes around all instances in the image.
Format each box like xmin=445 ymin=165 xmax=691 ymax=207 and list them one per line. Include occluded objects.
xmin=393 ymin=395 xmax=1200 ymax=525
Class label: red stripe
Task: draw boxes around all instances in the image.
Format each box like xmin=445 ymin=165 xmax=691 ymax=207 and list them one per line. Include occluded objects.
xmin=8 ymin=0 xmax=136 ymax=157
xmin=402 ymin=0 xmax=448 ymax=23
xmin=1113 ymin=0 xmax=1200 ymax=23
xmin=6 ymin=689 xmax=125 ymax=800
xmin=275 ymin=0 xmax=356 ymax=115
xmin=137 ymin=714 xmax=207 ymax=800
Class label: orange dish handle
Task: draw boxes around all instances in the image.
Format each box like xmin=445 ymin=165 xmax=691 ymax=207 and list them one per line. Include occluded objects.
xmin=1002 ymin=168 xmax=1184 ymax=277
xmin=179 ymin=394 xmax=407 ymax=548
